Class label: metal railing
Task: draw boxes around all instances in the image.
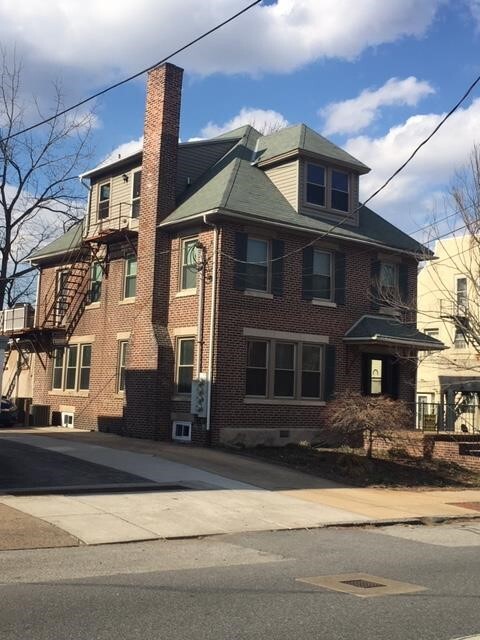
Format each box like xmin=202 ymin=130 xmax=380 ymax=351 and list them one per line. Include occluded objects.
xmin=416 ymin=401 xmax=479 ymax=433
xmin=439 ymin=299 xmax=469 ymax=317
xmin=85 ymin=204 xmax=139 ymax=240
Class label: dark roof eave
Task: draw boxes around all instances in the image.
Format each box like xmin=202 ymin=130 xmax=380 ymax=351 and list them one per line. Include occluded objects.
xmin=343 ymin=336 xmax=446 ymax=350
xmin=159 ymin=208 xmax=429 ymax=257
xmin=255 ymin=148 xmax=370 ymax=174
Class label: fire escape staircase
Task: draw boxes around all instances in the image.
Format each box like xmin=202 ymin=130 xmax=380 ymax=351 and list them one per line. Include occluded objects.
xmin=41 ymin=259 xmax=92 ymax=342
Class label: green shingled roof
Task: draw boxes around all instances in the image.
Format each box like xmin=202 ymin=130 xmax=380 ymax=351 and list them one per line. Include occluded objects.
xmin=344 ymin=315 xmax=445 ymax=349
xmin=162 ymin=125 xmax=428 ymax=256
xmin=253 ymin=124 xmax=370 ymax=173
xmin=30 ymin=221 xmax=84 ymax=263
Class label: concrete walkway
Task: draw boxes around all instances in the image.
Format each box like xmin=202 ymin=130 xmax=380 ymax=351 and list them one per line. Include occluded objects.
xmin=0 ymin=432 xmax=366 ymax=545
xmin=2 ymin=429 xmax=480 ymax=548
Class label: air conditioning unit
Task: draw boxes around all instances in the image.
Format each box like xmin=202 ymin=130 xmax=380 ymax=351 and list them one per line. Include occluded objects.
xmin=3 ymin=304 xmax=35 ymax=333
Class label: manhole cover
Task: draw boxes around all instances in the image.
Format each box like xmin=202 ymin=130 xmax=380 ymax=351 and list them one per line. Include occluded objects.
xmin=296 ymin=573 xmax=426 ymax=598
xmin=340 ymin=579 xmax=384 ymax=589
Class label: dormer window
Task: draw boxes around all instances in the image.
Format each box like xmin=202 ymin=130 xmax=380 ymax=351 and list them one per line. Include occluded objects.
xmin=306 ymin=164 xmax=326 ymax=207
xmin=305 ymin=163 xmax=351 ymax=214
xmin=331 ymin=170 xmax=349 ymax=212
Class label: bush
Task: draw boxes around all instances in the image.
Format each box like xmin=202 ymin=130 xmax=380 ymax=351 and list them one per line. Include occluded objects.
xmin=324 ymin=391 xmax=412 ymax=459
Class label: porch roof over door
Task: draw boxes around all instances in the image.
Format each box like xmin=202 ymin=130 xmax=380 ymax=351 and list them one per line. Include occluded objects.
xmin=344 ymin=315 xmax=446 ymax=350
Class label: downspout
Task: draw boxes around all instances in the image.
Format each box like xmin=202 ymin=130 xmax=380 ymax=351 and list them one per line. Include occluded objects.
xmin=195 ymin=242 xmax=205 ymax=379
xmin=203 ymin=214 xmax=218 ymax=433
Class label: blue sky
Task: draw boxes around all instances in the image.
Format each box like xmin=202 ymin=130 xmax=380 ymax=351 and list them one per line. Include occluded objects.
xmin=1 ymin=0 xmax=480 ymax=238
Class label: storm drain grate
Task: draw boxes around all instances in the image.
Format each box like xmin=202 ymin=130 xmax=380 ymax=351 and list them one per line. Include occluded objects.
xmin=296 ymin=573 xmax=427 ymax=598
xmin=340 ymin=579 xmax=384 ymax=589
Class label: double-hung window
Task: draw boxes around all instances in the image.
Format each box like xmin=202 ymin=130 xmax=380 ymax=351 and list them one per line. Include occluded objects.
xmin=98 ymin=182 xmax=110 ymax=220
xmin=331 ymin=170 xmax=349 ymax=212
xmin=246 ymin=339 xmax=324 ymax=400
xmin=245 ymin=238 xmax=269 ymax=292
xmin=131 ymin=170 xmax=142 ymax=218
xmin=89 ymin=262 xmax=102 ymax=304
xmin=117 ymin=341 xmax=128 ymax=392
xmin=306 ymin=164 xmax=326 ymax=207
xmin=176 ymin=338 xmax=194 ymax=394
xmin=379 ymin=262 xmax=398 ymax=297
xmin=312 ymin=250 xmax=332 ymax=300
xmin=124 ymin=256 xmax=137 ymax=299
xmin=305 ymin=163 xmax=350 ymax=213
xmin=51 ymin=344 xmax=92 ymax=392
xmin=180 ymin=238 xmax=198 ymax=291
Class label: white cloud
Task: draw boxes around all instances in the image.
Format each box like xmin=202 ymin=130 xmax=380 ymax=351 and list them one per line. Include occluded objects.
xmin=200 ymin=107 xmax=289 ymax=138
xmin=320 ymin=77 xmax=435 ymax=136
xmin=99 ymin=136 xmax=144 ymax=167
xmin=0 ymin=1 xmax=442 ymax=83
xmin=344 ymin=98 xmax=480 ymax=229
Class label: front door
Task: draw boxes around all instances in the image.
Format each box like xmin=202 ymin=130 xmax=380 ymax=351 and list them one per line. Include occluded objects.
xmin=361 ymin=353 xmax=399 ymax=398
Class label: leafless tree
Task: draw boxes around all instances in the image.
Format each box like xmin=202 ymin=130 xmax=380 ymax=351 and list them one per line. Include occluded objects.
xmin=325 ymin=391 xmax=412 ymax=459
xmin=0 ymin=48 xmax=94 ymax=308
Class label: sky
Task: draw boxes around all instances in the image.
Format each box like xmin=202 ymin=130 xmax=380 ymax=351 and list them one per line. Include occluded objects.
xmin=1 ymin=0 xmax=480 ymax=241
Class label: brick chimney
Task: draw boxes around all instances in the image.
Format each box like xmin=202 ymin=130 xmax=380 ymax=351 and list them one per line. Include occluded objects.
xmin=124 ymin=63 xmax=183 ymax=438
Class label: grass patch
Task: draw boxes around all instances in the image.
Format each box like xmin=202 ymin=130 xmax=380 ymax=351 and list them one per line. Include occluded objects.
xmin=237 ymin=444 xmax=480 ymax=488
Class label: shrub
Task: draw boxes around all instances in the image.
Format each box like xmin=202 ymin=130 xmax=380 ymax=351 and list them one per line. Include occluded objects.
xmin=324 ymin=391 xmax=412 ymax=459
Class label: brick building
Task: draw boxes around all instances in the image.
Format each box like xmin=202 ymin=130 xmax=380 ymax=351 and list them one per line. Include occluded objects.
xmin=11 ymin=63 xmax=443 ymax=445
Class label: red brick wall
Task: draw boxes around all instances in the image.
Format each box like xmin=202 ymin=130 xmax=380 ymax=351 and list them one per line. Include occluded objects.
xmin=33 ymin=249 xmax=136 ymax=431
xmin=123 ymin=63 xmax=183 ymax=439
xmin=209 ymin=222 xmax=418 ymax=444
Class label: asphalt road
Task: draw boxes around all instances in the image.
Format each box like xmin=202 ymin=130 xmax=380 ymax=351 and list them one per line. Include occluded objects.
xmin=1 ymin=523 xmax=480 ymax=640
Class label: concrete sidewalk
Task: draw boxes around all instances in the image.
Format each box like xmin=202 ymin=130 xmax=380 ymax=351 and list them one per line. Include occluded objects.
xmin=2 ymin=429 xmax=480 ymax=549
xmin=0 ymin=432 xmax=366 ymax=546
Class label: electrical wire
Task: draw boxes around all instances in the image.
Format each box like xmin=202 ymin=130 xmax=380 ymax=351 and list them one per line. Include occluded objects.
xmin=0 ymin=0 xmax=263 ymax=144
xmin=221 ymin=70 xmax=480 ymax=266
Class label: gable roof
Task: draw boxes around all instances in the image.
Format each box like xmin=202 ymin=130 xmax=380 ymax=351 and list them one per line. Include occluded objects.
xmin=253 ymin=124 xmax=370 ymax=173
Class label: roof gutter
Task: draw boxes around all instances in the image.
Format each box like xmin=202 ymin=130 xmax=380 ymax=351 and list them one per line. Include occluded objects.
xmin=159 ymin=208 xmax=431 ymax=259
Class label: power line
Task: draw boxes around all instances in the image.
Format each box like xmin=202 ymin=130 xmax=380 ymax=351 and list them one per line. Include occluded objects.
xmin=0 ymin=0 xmax=262 ymax=144
xmin=222 ymin=70 xmax=480 ymax=266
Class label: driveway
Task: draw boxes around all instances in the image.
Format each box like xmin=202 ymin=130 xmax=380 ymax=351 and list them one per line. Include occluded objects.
xmin=0 ymin=433 xmax=366 ymax=545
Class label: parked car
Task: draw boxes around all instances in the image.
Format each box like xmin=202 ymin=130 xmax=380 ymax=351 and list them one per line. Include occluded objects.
xmin=0 ymin=397 xmax=18 ymax=427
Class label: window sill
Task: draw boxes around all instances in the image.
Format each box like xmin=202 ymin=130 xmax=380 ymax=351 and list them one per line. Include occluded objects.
xmin=171 ymin=394 xmax=191 ymax=401
xmin=378 ymin=306 xmax=401 ymax=317
xmin=176 ymin=289 xmax=197 ymax=298
xmin=119 ymin=297 xmax=136 ymax=305
xmin=244 ymin=397 xmax=326 ymax=406
xmin=114 ymin=392 xmax=125 ymax=399
xmin=48 ymin=390 xmax=90 ymax=398
xmin=244 ymin=290 xmax=274 ymax=300
xmin=85 ymin=302 xmax=101 ymax=310
xmin=312 ymin=298 xmax=337 ymax=308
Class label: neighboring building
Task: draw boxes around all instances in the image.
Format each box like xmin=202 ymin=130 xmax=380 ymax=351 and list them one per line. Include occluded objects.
xmin=417 ymin=234 xmax=480 ymax=432
xmin=3 ymin=63 xmax=443 ymax=445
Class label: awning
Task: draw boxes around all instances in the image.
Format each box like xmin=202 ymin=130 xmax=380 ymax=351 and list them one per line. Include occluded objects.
xmin=438 ymin=376 xmax=480 ymax=393
xmin=344 ymin=315 xmax=445 ymax=350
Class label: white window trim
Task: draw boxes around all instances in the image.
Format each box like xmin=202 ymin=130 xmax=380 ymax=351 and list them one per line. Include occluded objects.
xmin=172 ymin=421 xmax=192 ymax=442
xmin=131 ymin=168 xmax=142 ymax=219
xmin=179 ymin=236 xmax=198 ymax=293
xmin=175 ymin=336 xmax=195 ymax=396
xmin=51 ymin=343 xmax=93 ymax=394
xmin=123 ymin=255 xmax=137 ymax=300
xmin=117 ymin=340 xmax=128 ymax=393
xmin=245 ymin=236 xmax=271 ymax=294
xmin=97 ymin=179 xmax=111 ymax=221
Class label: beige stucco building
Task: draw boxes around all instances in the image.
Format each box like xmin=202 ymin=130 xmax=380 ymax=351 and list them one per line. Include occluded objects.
xmin=417 ymin=234 xmax=480 ymax=432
